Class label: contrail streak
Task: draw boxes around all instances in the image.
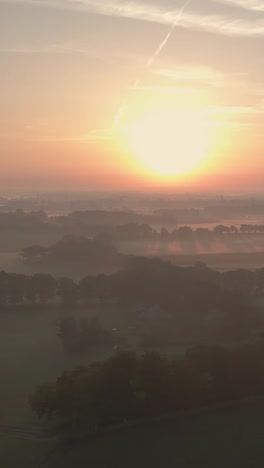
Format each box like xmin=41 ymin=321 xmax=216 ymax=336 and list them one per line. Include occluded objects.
xmin=113 ymin=0 xmax=191 ymax=128
xmin=147 ymin=24 xmax=177 ymax=67
xmin=147 ymin=0 xmax=191 ymax=67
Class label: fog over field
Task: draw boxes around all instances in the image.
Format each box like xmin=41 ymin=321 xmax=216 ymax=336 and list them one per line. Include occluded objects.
xmin=2 ymin=192 xmax=264 ymax=274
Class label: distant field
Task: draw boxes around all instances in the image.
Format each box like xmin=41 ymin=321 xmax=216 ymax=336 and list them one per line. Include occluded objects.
xmin=119 ymin=242 xmax=264 ymax=271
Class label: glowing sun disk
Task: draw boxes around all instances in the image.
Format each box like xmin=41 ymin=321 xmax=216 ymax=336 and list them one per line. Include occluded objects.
xmin=122 ymin=111 xmax=210 ymax=177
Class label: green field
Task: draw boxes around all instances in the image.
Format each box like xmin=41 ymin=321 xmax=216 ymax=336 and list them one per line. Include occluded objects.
xmin=1 ymin=308 xmax=264 ymax=467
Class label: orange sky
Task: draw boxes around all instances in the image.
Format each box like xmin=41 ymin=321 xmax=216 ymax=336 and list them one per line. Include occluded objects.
xmin=1 ymin=0 xmax=264 ymax=192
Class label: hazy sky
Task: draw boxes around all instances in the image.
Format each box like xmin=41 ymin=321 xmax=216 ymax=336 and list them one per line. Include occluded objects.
xmin=1 ymin=0 xmax=264 ymax=191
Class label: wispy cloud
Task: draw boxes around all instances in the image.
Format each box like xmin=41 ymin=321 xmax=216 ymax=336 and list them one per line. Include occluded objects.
xmin=0 ymin=41 xmax=145 ymax=67
xmin=214 ymin=0 xmax=264 ymax=12
xmin=129 ymin=84 xmax=198 ymax=95
xmin=154 ymin=67 xmax=226 ymax=81
xmin=2 ymin=0 xmax=264 ymax=37
xmin=153 ymin=67 xmax=248 ymax=89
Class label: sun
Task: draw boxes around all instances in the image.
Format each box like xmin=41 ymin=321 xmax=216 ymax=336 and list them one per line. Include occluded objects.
xmin=119 ymin=110 xmax=211 ymax=178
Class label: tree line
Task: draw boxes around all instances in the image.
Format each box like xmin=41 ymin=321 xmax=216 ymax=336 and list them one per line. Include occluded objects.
xmin=112 ymin=223 xmax=264 ymax=242
xmin=2 ymin=258 xmax=264 ymax=347
xmin=1 ymin=208 xmax=264 ymax=243
xmin=2 ymin=256 xmax=264 ymax=307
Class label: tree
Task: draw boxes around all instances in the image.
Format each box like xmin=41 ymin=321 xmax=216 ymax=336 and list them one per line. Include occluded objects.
xmin=229 ymin=225 xmax=238 ymax=234
xmin=57 ymin=278 xmax=78 ymax=306
xmin=7 ymin=273 xmax=26 ymax=305
xmin=29 ymin=382 xmax=57 ymax=420
xmin=214 ymin=225 xmax=229 ymax=235
xmin=240 ymin=224 xmax=250 ymax=234
xmin=27 ymin=274 xmax=57 ymax=304
xmin=79 ymin=276 xmax=99 ymax=302
xmin=29 ymin=351 xmax=208 ymax=429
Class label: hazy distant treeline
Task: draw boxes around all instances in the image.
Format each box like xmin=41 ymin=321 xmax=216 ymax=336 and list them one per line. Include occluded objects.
xmin=3 ymin=193 xmax=264 ymax=217
xmin=2 ymin=210 xmax=264 ymax=247
xmin=110 ymin=223 xmax=264 ymax=242
xmin=18 ymin=227 xmax=264 ymax=275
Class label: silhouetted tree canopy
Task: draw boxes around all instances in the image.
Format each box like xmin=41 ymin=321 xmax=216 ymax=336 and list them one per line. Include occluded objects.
xmin=30 ymin=343 xmax=264 ymax=433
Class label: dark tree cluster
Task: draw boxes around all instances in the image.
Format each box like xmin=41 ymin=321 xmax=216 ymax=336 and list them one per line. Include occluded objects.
xmin=30 ymin=342 xmax=264 ymax=432
xmin=0 ymin=272 xmax=57 ymax=305
xmin=22 ymin=235 xmax=121 ymax=269
xmin=30 ymin=351 xmax=206 ymax=430
xmin=0 ymin=209 xmax=48 ymax=226
xmin=1 ymin=256 xmax=264 ymax=309
xmin=0 ymin=272 xmax=80 ymax=306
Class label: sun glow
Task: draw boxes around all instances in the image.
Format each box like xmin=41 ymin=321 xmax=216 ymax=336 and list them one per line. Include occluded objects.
xmin=119 ymin=110 xmax=211 ymax=178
